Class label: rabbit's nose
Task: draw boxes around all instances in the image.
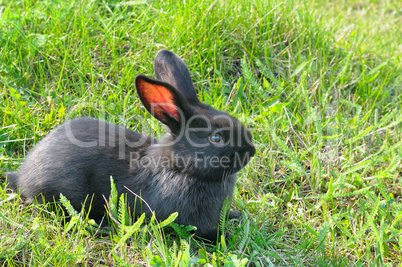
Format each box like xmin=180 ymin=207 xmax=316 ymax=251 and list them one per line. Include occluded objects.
xmin=246 ymin=145 xmax=256 ymax=158
xmin=239 ymin=145 xmax=256 ymax=158
xmin=249 ymin=146 xmax=256 ymax=157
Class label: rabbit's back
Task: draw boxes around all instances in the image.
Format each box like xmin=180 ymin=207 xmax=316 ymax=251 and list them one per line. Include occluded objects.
xmin=9 ymin=117 xmax=150 ymax=218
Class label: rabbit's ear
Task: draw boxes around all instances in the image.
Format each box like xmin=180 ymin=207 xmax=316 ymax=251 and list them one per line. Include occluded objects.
xmin=135 ymin=74 xmax=191 ymax=135
xmin=154 ymin=50 xmax=200 ymax=105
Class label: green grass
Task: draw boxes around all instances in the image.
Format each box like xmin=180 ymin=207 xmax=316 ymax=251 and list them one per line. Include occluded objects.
xmin=1 ymin=0 xmax=402 ymax=265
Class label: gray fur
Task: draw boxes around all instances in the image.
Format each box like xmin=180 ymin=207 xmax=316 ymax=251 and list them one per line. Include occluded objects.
xmin=6 ymin=50 xmax=255 ymax=240
xmin=154 ymin=49 xmax=199 ymax=104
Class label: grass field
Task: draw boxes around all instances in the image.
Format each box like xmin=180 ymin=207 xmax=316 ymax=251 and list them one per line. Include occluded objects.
xmin=1 ymin=0 xmax=402 ymax=266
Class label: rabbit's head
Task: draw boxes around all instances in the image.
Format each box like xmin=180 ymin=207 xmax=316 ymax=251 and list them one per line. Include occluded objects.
xmin=135 ymin=50 xmax=255 ymax=181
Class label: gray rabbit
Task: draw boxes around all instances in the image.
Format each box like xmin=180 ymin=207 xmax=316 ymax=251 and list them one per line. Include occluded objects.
xmin=6 ymin=50 xmax=256 ymax=240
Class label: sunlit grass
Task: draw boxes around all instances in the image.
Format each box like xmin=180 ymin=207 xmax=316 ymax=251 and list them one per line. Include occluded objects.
xmin=1 ymin=0 xmax=402 ymax=265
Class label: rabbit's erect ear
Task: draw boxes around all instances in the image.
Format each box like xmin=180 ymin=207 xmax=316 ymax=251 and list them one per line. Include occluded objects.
xmin=135 ymin=75 xmax=191 ymax=134
xmin=154 ymin=50 xmax=200 ymax=105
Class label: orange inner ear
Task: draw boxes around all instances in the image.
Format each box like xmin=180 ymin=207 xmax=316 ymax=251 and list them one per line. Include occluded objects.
xmin=137 ymin=78 xmax=180 ymax=122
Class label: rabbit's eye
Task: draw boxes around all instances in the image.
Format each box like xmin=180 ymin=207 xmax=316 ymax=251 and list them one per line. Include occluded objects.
xmin=209 ymin=134 xmax=223 ymax=145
